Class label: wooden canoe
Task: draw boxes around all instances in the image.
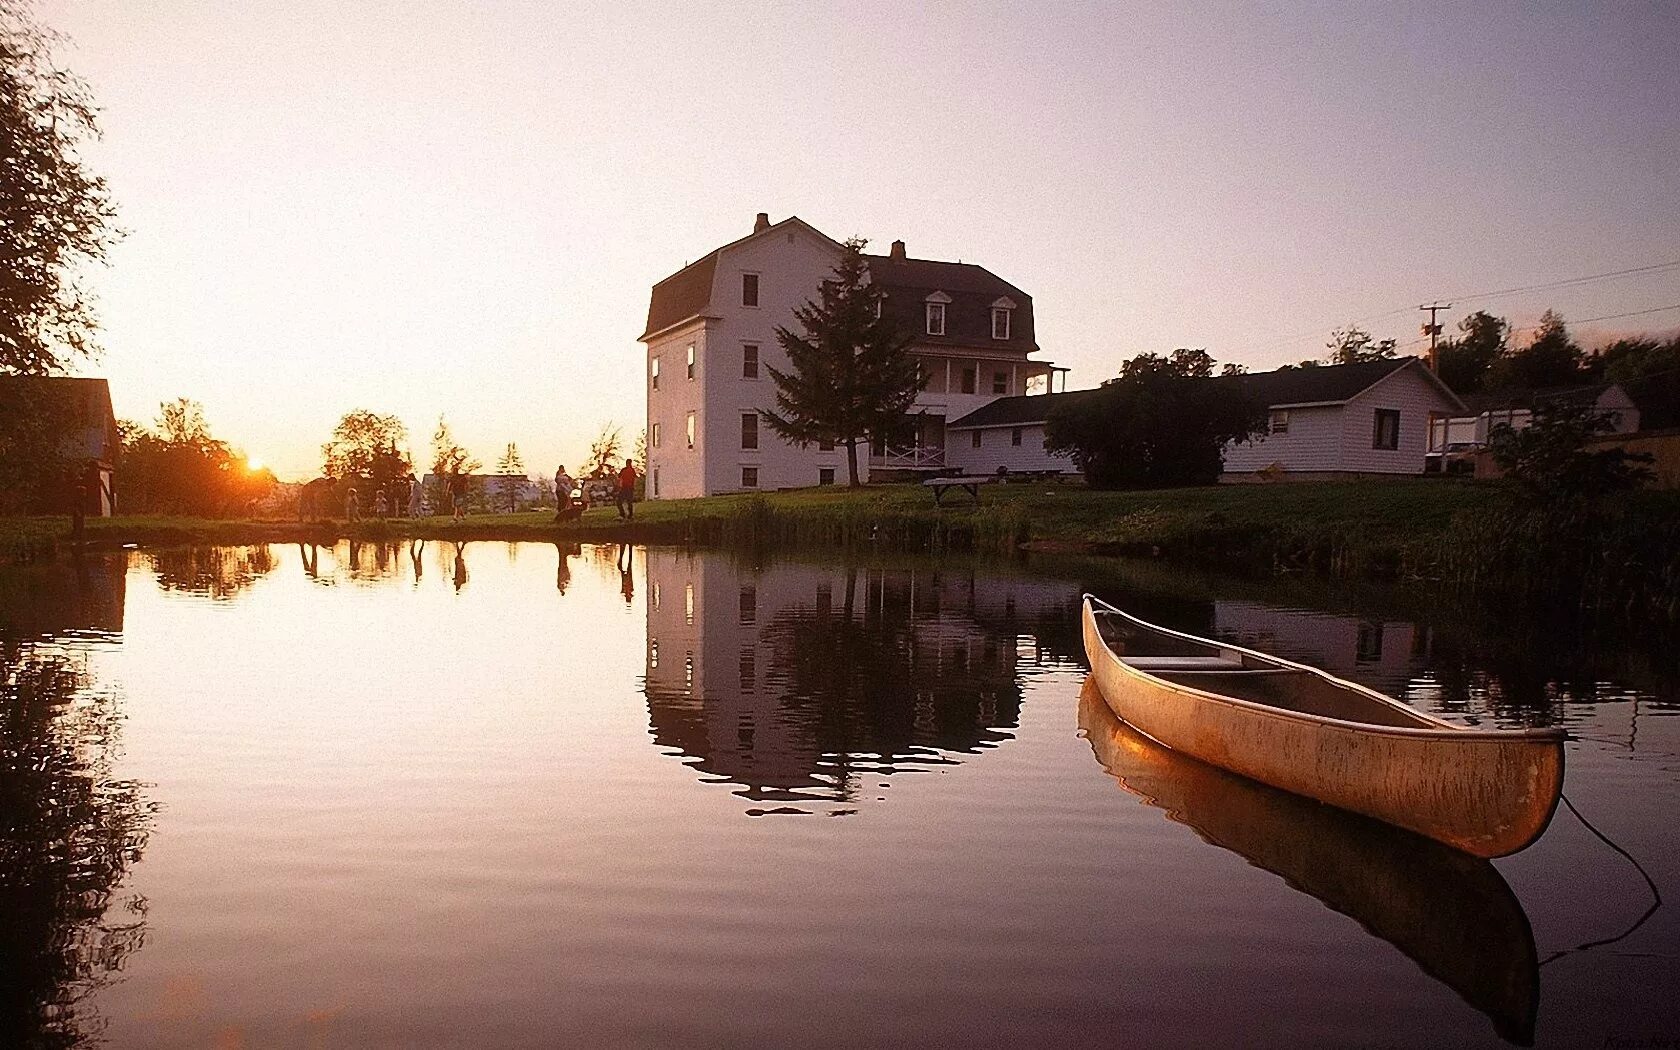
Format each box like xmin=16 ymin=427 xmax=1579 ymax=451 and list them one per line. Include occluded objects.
xmin=1081 ymin=595 xmax=1565 ymax=858
xmin=1078 ymin=684 xmax=1539 ymax=1044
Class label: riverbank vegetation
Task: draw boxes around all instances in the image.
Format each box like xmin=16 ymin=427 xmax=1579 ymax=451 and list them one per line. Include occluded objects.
xmin=6 ymin=478 xmax=1678 ymax=618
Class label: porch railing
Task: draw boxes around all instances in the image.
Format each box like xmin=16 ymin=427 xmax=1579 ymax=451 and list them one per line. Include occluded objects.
xmin=871 ymin=445 xmax=946 ymax=469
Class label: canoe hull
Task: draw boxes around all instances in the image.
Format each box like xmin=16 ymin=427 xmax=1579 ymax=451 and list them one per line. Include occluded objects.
xmin=1082 ymin=601 xmax=1564 ymax=858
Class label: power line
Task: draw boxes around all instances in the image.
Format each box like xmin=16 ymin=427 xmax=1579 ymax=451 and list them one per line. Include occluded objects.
xmin=1438 ymin=259 xmax=1680 ymax=306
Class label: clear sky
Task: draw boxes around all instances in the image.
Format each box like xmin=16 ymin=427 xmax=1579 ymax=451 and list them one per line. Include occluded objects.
xmin=39 ymin=0 xmax=1680 ymax=481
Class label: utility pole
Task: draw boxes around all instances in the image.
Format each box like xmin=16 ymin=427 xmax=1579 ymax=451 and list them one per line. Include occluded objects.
xmin=1419 ymin=301 xmax=1452 ymax=371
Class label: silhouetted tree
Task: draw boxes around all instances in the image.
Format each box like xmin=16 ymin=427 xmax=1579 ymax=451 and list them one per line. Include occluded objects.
xmin=495 ymin=442 xmax=525 ymax=512
xmin=1434 ymin=311 xmax=1508 ymax=395
xmin=1045 ymin=349 xmax=1265 ymax=489
xmin=764 ymin=237 xmax=919 ymax=486
xmin=1326 ymin=325 xmax=1398 ymax=365
xmin=586 ymin=424 xmax=622 ymax=479
xmin=117 ymin=399 xmax=274 ymax=515
xmin=1488 ymin=310 xmax=1585 ymax=390
xmin=0 ymin=4 xmax=120 ymax=375
xmin=1489 ymin=400 xmax=1652 ymax=504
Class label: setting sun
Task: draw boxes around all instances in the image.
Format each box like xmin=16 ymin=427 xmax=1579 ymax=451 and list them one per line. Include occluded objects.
xmin=244 ymin=455 xmax=263 ymax=472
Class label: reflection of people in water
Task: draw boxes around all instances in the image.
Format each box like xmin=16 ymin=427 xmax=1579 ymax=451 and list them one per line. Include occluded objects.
xmin=409 ymin=538 xmax=425 ymax=584
xmin=555 ymin=543 xmax=572 ymax=594
xmin=349 ymin=540 xmax=362 ymax=573
xmin=617 ymin=544 xmax=634 ymax=604
xmin=299 ymin=542 xmax=319 ymax=578
xmin=452 ymin=542 xmax=469 ymax=592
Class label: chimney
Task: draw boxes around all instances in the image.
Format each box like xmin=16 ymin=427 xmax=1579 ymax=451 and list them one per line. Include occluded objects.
xmin=753 ymin=212 xmax=770 ymax=233
xmin=890 ymin=239 xmax=906 ymax=260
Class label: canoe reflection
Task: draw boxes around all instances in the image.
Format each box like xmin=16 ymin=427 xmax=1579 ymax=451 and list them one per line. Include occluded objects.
xmin=1078 ymin=680 xmax=1540 ymax=1046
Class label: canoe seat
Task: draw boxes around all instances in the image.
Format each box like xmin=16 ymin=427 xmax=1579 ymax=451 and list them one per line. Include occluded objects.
xmin=1125 ymin=656 xmax=1245 ymax=672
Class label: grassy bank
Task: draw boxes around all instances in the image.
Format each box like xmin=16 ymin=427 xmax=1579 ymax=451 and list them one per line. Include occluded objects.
xmin=5 ymin=479 xmax=1679 ymax=617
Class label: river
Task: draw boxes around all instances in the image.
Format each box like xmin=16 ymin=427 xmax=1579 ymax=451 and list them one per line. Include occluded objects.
xmin=1 ymin=541 xmax=1674 ymax=1048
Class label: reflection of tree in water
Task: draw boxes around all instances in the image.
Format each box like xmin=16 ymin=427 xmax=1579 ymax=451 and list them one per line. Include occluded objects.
xmin=145 ymin=545 xmax=276 ymax=599
xmin=0 ymin=643 xmax=156 ymax=1047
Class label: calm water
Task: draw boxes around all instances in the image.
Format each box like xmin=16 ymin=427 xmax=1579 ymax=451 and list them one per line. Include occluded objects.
xmin=1 ymin=541 xmax=1676 ymax=1048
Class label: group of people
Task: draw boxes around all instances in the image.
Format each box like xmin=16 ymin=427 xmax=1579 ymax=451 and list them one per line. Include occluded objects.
xmin=344 ymin=471 xmax=426 ymax=522
xmin=553 ymin=460 xmax=638 ymax=523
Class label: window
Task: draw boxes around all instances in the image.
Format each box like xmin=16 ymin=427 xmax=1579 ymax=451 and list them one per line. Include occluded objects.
xmin=741 ymin=273 xmax=759 ymax=307
xmin=993 ymin=372 xmax=1008 ymax=395
xmin=818 ymin=467 xmax=835 ymax=485
xmin=740 ymin=412 xmax=758 ymax=450
xmin=652 ymin=468 xmax=660 ymax=497
xmin=651 ymin=422 xmax=661 ymax=448
xmin=739 ymin=584 xmax=757 ymax=623
xmin=651 ymin=356 xmax=660 ymax=390
xmin=739 ymin=649 xmax=756 ymax=692
xmin=961 ymin=367 xmax=977 ymax=394
xmin=992 ymin=308 xmax=1012 ymax=340
xmin=742 ymin=344 xmax=759 ymax=379
xmin=1270 ymin=410 xmax=1290 ymax=434
xmin=686 ymin=344 xmax=695 ymax=380
xmin=971 ymin=430 xmax=982 ymax=449
xmin=741 ymin=466 xmax=758 ymax=488
xmin=686 ymin=412 xmax=696 ymax=450
xmin=1011 ymin=427 xmax=1023 ymax=447
xmin=1372 ymin=409 xmax=1400 ymax=450
xmin=925 ymin=301 xmax=946 ymax=335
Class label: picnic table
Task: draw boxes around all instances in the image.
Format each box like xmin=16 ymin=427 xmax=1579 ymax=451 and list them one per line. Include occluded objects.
xmin=923 ymin=475 xmax=998 ymax=506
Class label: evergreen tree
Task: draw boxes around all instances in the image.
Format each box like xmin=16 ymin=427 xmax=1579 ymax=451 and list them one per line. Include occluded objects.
xmin=764 ymin=238 xmax=920 ymax=487
xmin=495 ymin=442 xmax=525 ymax=512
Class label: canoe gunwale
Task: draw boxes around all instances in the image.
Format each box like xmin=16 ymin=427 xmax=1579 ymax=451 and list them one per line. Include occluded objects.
xmin=1083 ymin=595 xmax=1567 ymax=745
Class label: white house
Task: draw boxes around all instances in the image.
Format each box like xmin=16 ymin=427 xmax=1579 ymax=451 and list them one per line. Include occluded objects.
xmin=944 ymin=357 xmax=1466 ymax=481
xmin=1428 ymin=381 xmax=1641 ymax=457
xmin=1220 ymin=357 xmax=1466 ymax=479
xmin=639 ymin=213 xmax=1059 ymax=499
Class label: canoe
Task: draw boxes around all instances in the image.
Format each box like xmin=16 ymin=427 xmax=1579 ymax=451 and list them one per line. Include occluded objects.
xmin=1081 ymin=595 xmax=1565 ymax=858
xmin=1078 ymin=684 xmax=1538 ymax=1045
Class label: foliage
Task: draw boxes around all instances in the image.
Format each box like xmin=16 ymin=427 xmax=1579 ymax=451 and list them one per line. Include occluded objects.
xmin=1488 ymin=399 xmax=1652 ymax=504
xmin=586 ymin=424 xmax=622 ymax=478
xmin=117 ymin=399 xmax=274 ymax=515
xmin=322 ymin=410 xmax=407 ymax=481
xmin=495 ymin=442 xmax=525 ymax=512
xmin=0 ymin=4 xmax=120 ymax=374
xmin=764 ymin=237 xmax=920 ymax=486
xmin=0 ymin=379 xmax=74 ymax=513
xmin=429 ymin=415 xmax=480 ymax=483
xmin=1593 ymin=335 xmax=1680 ymax=429
xmin=1045 ymin=348 xmax=1266 ymax=489
xmin=1434 ymin=311 xmax=1508 ymax=395
xmin=1487 ymin=309 xmax=1584 ymax=390
xmin=1326 ymin=325 xmax=1397 ymax=365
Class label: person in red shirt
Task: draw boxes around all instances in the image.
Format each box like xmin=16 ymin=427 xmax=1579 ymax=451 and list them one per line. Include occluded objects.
xmin=616 ymin=460 xmax=637 ymax=520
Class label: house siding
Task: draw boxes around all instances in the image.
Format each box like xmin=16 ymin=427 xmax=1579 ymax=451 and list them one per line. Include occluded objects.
xmin=946 ymin=424 xmax=1074 ymax=474
xmin=1338 ymin=365 xmax=1460 ymax=475
xmin=1222 ymin=405 xmax=1345 ymax=474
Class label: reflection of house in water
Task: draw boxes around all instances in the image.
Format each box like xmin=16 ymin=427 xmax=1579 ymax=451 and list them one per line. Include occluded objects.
xmin=0 ymin=553 xmax=126 ymax=640
xmin=1214 ymin=601 xmax=1428 ymax=701
xmin=642 ymin=552 xmax=1081 ymax=808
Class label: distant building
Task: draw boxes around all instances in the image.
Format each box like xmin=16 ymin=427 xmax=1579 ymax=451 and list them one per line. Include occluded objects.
xmin=639 ymin=213 xmax=1061 ymax=499
xmin=420 ymin=472 xmax=541 ymax=511
xmin=947 ymin=357 xmax=1466 ymax=481
xmin=0 ymin=375 xmax=119 ymax=515
xmin=1429 ymin=381 xmax=1641 ymax=458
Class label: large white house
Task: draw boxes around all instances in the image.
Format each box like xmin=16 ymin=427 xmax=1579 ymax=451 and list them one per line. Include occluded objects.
xmin=639 ymin=214 xmax=1059 ymax=499
xmin=946 ymin=357 xmax=1466 ymax=481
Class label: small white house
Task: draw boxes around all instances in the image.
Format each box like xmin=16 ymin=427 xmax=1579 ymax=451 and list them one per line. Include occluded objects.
xmin=1220 ymin=357 xmax=1465 ymax=479
xmin=947 ymin=357 xmax=1465 ymax=481
xmin=1428 ymin=381 xmax=1641 ymax=455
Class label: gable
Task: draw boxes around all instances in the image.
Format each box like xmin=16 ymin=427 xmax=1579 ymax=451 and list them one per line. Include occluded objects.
xmin=639 ymin=216 xmax=845 ymax=341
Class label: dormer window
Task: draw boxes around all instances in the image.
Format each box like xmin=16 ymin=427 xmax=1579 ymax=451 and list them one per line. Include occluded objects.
xmin=924 ymin=291 xmax=951 ymax=336
xmin=991 ymin=297 xmax=1017 ymax=340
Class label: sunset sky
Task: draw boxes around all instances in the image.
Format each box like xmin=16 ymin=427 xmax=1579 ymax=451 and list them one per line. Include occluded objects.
xmin=40 ymin=1 xmax=1680 ymax=480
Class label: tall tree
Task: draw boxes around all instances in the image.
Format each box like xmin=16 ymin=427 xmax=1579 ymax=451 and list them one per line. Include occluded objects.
xmin=495 ymin=442 xmax=525 ymax=512
xmin=1326 ymin=325 xmax=1398 ymax=365
xmin=429 ymin=415 xmax=479 ymax=477
xmin=1488 ymin=309 xmax=1584 ymax=390
xmin=1045 ymin=349 xmax=1265 ymax=489
xmin=586 ymin=423 xmax=622 ymax=478
xmin=0 ymin=4 xmax=120 ymax=374
xmin=1434 ymin=311 xmax=1508 ymax=395
xmin=117 ymin=399 xmax=273 ymax=515
xmin=764 ymin=237 xmax=920 ymax=486
xmin=322 ymin=410 xmax=407 ymax=481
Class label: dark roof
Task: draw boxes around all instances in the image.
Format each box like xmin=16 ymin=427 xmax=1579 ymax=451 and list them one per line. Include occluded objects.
xmin=947 ymin=390 xmax=1092 ymax=429
xmin=640 ymin=250 xmax=720 ymax=340
xmin=1460 ymin=381 xmax=1628 ymax=416
xmin=0 ymin=375 xmax=118 ymax=459
xmin=947 ymin=358 xmax=1447 ymax=429
xmin=1217 ymin=357 xmax=1418 ymax=407
xmin=866 ymin=254 xmax=1036 ymax=352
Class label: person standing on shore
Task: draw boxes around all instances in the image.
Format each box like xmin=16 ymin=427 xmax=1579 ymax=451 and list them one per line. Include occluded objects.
xmin=554 ymin=465 xmax=575 ymax=522
xmin=616 ymin=460 xmax=637 ymax=520
xmin=449 ymin=472 xmax=468 ymax=521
